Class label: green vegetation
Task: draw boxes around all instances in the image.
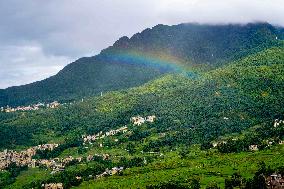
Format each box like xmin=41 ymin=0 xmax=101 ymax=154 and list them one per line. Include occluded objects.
xmin=0 ymin=23 xmax=284 ymax=188
xmin=0 ymin=23 xmax=282 ymax=107
xmin=2 ymin=143 xmax=284 ymax=189
xmin=1 ymin=44 xmax=283 ymax=150
xmin=74 ymin=145 xmax=284 ymax=189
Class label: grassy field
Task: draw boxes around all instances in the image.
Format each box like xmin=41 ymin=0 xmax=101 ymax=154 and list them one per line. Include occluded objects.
xmin=2 ymin=137 xmax=283 ymax=189
xmin=5 ymin=168 xmax=49 ymax=189
xmin=74 ymin=145 xmax=284 ymax=189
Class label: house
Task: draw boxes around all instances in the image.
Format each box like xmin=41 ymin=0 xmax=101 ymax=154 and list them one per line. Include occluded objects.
xmin=48 ymin=101 xmax=60 ymax=109
xmin=212 ymin=142 xmax=218 ymax=148
xmin=110 ymin=167 xmax=124 ymax=175
xmin=267 ymin=173 xmax=284 ymax=189
xmin=131 ymin=116 xmax=145 ymax=126
xmin=131 ymin=115 xmax=157 ymax=126
xmin=249 ymin=145 xmax=258 ymax=151
xmin=87 ymin=155 xmax=93 ymax=161
xmin=76 ymin=157 xmax=82 ymax=162
xmin=274 ymin=119 xmax=284 ymax=128
xmin=146 ymin=115 xmax=156 ymax=123
xmin=103 ymin=154 xmax=110 ymax=160
xmin=43 ymin=183 xmax=63 ymax=189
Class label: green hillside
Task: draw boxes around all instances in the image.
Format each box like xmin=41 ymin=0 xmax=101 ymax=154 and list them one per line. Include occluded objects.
xmin=0 ymin=45 xmax=283 ymax=150
xmin=0 ymin=23 xmax=282 ymax=107
xmin=0 ymin=32 xmax=284 ymax=188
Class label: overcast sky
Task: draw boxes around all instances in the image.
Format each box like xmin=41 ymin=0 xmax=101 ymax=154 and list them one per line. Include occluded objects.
xmin=0 ymin=0 xmax=283 ymax=89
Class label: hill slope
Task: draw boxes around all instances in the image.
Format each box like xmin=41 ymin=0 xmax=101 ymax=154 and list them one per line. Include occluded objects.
xmin=0 ymin=44 xmax=283 ymax=149
xmin=0 ymin=45 xmax=283 ymax=189
xmin=0 ymin=22 xmax=282 ymax=107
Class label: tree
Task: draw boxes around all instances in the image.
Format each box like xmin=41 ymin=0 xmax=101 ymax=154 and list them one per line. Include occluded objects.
xmin=179 ymin=148 xmax=189 ymax=159
xmin=201 ymin=140 xmax=213 ymax=150
xmin=206 ymin=182 xmax=220 ymax=189
xmin=126 ymin=142 xmax=136 ymax=154
xmin=190 ymin=178 xmax=201 ymax=189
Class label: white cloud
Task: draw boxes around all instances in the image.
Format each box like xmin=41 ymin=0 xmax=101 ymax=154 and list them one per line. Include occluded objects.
xmin=0 ymin=44 xmax=71 ymax=88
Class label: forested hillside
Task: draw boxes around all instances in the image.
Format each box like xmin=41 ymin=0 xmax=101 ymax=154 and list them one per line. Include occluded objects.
xmin=0 ymin=43 xmax=283 ymax=189
xmin=0 ymin=23 xmax=282 ymax=107
xmin=1 ymin=44 xmax=283 ymax=150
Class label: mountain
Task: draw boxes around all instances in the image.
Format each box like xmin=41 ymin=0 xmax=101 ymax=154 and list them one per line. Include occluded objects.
xmin=1 ymin=44 xmax=283 ymax=149
xmin=0 ymin=23 xmax=284 ymax=188
xmin=0 ymin=22 xmax=283 ymax=107
xmin=0 ymin=44 xmax=283 ymax=188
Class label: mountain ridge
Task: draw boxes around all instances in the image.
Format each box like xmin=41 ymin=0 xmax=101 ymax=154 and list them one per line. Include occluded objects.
xmin=0 ymin=22 xmax=283 ymax=107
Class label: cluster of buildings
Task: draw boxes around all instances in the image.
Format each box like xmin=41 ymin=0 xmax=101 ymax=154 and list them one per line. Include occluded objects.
xmin=42 ymin=183 xmax=63 ymax=189
xmin=274 ymin=119 xmax=284 ymax=128
xmin=248 ymin=139 xmax=284 ymax=151
xmin=42 ymin=167 xmax=124 ymax=188
xmin=82 ymin=126 xmax=128 ymax=144
xmin=82 ymin=115 xmax=157 ymax=145
xmin=39 ymin=156 xmax=83 ymax=174
xmin=130 ymin=115 xmax=156 ymax=126
xmin=95 ymin=167 xmax=124 ymax=179
xmin=267 ymin=173 xmax=284 ymax=189
xmin=212 ymin=118 xmax=284 ymax=151
xmin=212 ymin=139 xmax=284 ymax=151
xmin=1 ymin=101 xmax=60 ymax=113
xmin=0 ymin=143 xmax=112 ymax=176
xmin=1 ymin=103 xmax=44 ymax=112
xmin=249 ymin=144 xmax=259 ymax=151
xmin=212 ymin=140 xmax=228 ymax=148
xmin=0 ymin=143 xmax=59 ymax=170
xmin=41 ymin=153 xmax=111 ymax=175
xmin=85 ymin=154 xmax=110 ymax=162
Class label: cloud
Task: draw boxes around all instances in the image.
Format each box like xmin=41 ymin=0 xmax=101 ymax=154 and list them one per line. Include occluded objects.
xmin=0 ymin=44 xmax=70 ymax=88
xmin=0 ymin=0 xmax=283 ymax=88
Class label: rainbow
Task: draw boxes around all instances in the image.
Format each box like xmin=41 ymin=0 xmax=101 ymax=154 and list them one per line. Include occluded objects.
xmin=102 ymin=51 xmax=198 ymax=78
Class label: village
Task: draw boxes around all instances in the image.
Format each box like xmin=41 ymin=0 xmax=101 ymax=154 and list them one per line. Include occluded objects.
xmin=82 ymin=115 xmax=156 ymax=145
xmin=0 ymin=141 xmax=125 ymax=189
xmin=1 ymin=114 xmax=283 ymax=189
xmin=212 ymin=118 xmax=284 ymax=151
xmin=1 ymin=115 xmax=157 ymax=189
xmin=0 ymin=101 xmax=60 ymax=113
xmin=82 ymin=126 xmax=128 ymax=145
xmin=43 ymin=166 xmax=125 ymax=189
xmin=1 ymin=115 xmax=157 ymax=174
xmin=0 ymin=143 xmax=59 ymax=170
xmin=247 ymin=118 xmax=284 ymax=151
xmin=0 ymin=143 xmax=115 ymax=175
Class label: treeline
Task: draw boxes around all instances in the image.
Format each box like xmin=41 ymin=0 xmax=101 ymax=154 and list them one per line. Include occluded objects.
xmin=225 ymin=162 xmax=284 ymax=189
xmin=23 ymin=162 xmax=106 ymax=189
xmin=216 ymin=121 xmax=284 ymax=153
xmin=0 ymin=163 xmax=28 ymax=188
xmin=144 ymin=162 xmax=284 ymax=189
xmin=146 ymin=177 xmax=222 ymax=189
xmin=33 ymin=137 xmax=82 ymax=159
